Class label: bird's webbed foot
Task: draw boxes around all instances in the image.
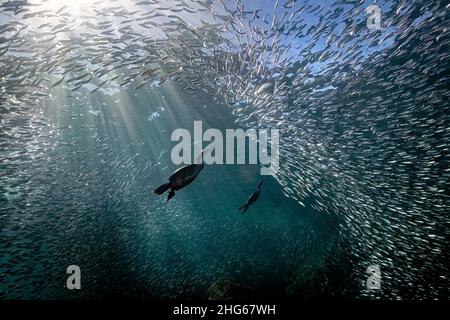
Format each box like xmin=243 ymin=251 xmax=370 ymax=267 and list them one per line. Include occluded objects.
xmin=167 ymin=189 xmax=175 ymax=202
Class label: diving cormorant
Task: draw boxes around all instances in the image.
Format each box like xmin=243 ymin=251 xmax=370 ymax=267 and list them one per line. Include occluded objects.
xmin=154 ymin=150 xmax=206 ymax=202
xmin=238 ymin=180 xmax=263 ymax=213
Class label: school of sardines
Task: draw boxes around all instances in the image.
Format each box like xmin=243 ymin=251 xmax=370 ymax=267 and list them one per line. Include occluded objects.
xmin=0 ymin=0 xmax=449 ymax=299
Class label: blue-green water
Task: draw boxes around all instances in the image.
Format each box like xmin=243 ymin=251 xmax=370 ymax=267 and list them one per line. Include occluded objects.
xmin=0 ymin=0 xmax=449 ymax=300
xmin=1 ymin=86 xmax=347 ymax=299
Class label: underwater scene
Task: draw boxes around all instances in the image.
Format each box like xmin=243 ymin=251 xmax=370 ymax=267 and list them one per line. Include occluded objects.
xmin=0 ymin=0 xmax=449 ymax=301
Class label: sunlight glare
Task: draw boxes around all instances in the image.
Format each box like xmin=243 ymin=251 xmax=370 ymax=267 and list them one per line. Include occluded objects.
xmin=33 ymin=0 xmax=108 ymax=16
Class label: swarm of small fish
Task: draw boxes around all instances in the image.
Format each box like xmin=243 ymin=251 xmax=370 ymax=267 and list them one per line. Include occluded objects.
xmin=0 ymin=0 xmax=449 ymax=299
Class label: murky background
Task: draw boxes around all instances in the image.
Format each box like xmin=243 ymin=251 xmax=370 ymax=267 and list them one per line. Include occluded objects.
xmin=0 ymin=0 xmax=449 ymax=300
